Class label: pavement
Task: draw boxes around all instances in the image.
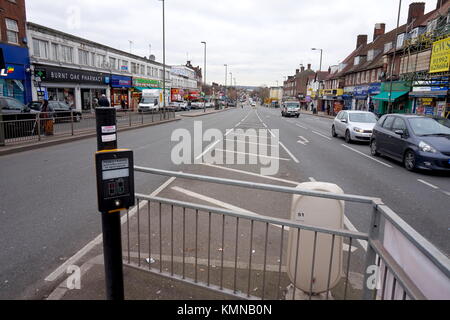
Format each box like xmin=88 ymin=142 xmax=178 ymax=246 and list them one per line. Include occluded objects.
xmin=0 ymin=103 xmax=448 ymax=300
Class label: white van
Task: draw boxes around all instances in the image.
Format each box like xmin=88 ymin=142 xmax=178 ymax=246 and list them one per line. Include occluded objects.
xmin=138 ymin=89 xmax=161 ymax=113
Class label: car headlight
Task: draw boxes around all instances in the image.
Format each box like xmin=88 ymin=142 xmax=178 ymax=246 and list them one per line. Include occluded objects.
xmin=353 ymin=127 xmax=364 ymax=133
xmin=419 ymin=141 xmax=437 ymax=153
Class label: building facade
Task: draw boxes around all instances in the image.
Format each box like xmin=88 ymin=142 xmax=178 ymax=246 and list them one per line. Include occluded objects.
xmin=0 ymin=0 xmax=32 ymax=104
xmin=27 ymin=22 xmax=171 ymax=112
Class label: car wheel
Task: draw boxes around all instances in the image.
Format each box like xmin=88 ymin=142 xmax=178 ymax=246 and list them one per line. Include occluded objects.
xmin=345 ymin=130 xmax=352 ymax=143
xmin=370 ymin=140 xmax=380 ymax=156
xmin=332 ymin=126 xmax=337 ymax=138
xmin=404 ymin=150 xmax=417 ymax=171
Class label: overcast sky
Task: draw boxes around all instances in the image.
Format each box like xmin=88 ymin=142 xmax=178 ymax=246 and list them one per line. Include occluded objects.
xmin=26 ymin=0 xmax=439 ymax=86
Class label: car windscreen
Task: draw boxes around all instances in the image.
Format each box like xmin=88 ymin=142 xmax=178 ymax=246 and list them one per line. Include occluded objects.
xmin=409 ymin=117 xmax=450 ymax=136
xmin=141 ymin=97 xmax=158 ymax=104
xmin=5 ymin=98 xmax=25 ymax=111
xmin=286 ymin=104 xmax=299 ymax=109
xmin=349 ymin=113 xmax=377 ymax=123
xmin=29 ymin=102 xmax=42 ymax=111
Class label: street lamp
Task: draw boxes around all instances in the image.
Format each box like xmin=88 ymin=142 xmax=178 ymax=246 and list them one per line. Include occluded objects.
xmin=311 ymin=48 xmax=323 ymax=71
xmin=159 ymin=0 xmax=167 ymax=119
xmin=201 ymin=41 xmax=207 ymax=113
xmin=388 ymin=0 xmax=402 ymax=114
xmin=224 ymin=64 xmax=228 ymax=97
xmin=230 ymin=72 xmax=233 ymax=102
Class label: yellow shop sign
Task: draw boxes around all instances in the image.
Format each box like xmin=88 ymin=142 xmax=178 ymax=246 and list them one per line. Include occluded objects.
xmin=429 ymin=37 xmax=450 ymax=73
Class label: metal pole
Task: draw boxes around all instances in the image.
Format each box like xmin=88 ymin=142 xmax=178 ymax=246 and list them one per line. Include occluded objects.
xmin=202 ymin=41 xmax=207 ymax=113
xmin=320 ymin=49 xmax=323 ymax=72
xmin=0 ymin=113 xmax=5 ymax=146
xmin=388 ymin=0 xmax=402 ymax=114
xmin=162 ymin=0 xmax=166 ymax=120
xmin=95 ymin=107 xmax=124 ymax=301
xmin=224 ymin=64 xmax=228 ymax=98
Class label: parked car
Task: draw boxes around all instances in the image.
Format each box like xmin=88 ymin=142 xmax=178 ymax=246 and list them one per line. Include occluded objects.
xmin=370 ymin=114 xmax=450 ymax=171
xmin=0 ymin=97 xmax=37 ymax=139
xmin=332 ymin=111 xmax=378 ymax=143
xmin=27 ymin=100 xmax=82 ymax=122
xmin=281 ymin=101 xmax=300 ymax=118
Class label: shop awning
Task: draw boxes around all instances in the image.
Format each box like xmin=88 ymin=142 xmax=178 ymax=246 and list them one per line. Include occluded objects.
xmin=372 ymin=91 xmax=409 ymax=102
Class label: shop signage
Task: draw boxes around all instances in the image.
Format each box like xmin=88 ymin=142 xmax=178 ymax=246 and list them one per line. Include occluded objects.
xmin=354 ymin=85 xmax=369 ymax=97
xmin=0 ymin=64 xmax=25 ymax=80
xmin=368 ymin=83 xmax=381 ymax=95
xmin=429 ymin=37 xmax=450 ymax=74
xmin=34 ymin=66 xmax=109 ymax=84
xmin=111 ymin=75 xmax=132 ymax=88
xmin=133 ymin=77 xmax=161 ymax=88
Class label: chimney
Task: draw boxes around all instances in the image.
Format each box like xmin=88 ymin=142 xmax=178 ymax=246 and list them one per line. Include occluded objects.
xmin=373 ymin=23 xmax=386 ymax=41
xmin=356 ymin=35 xmax=368 ymax=49
xmin=296 ymin=69 xmax=300 ymax=74
xmin=301 ymin=66 xmax=305 ymax=72
xmin=407 ymin=2 xmax=425 ymax=25
xmin=436 ymin=0 xmax=449 ymax=9
xmin=328 ymin=67 xmax=331 ymax=74
xmin=307 ymin=64 xmax=311 ymax=70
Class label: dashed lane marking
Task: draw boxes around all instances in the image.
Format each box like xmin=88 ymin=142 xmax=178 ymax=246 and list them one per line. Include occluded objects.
xmin=341 ymin=144 xmax=393 ymax=169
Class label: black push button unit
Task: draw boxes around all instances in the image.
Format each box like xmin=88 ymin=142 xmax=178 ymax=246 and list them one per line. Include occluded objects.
xmin=96 ymin=150 xmax=135 ymax=212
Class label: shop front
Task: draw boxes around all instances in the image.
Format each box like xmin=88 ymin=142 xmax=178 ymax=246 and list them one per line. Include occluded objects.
xmin=33 ymin=65 xmax=110 ymax=112
xmin=322 ymin=89 xmax=344 ymax=115
xmin=353 ymin=85 xmax=369 ymax=111
xmin=368 ymin=83 xmax=382 ymax=113
xmin=171 ymin=88 xmax=185 ymax=102
xmin=372 ymin=81 xmax=412 ymax=115
xmin=410 ymin=90 xmax=449 ymax=117
xmin=111 ymin=75 xmax=132 ymax=110
xmin=0 ymin=44 xmax=32 ymax=104
xmin=132 ymin=77 xmax=163 ymax=110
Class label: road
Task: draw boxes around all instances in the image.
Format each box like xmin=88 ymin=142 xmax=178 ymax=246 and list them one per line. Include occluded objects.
xmin=0 ymin=103 xmax=448 ymax=299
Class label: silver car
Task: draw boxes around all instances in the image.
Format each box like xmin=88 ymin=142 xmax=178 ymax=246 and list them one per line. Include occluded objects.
xmin=332 ymin=111 xmax=378 ymax=143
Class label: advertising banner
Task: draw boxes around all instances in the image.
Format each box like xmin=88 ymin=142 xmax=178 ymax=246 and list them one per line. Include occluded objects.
xmin=429 ymin=37 xmax=450 ymax=73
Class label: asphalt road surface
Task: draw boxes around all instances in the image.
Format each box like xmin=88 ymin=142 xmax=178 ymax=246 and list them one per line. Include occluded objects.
xmin=0 ymin=103 xmax=448 ymax=299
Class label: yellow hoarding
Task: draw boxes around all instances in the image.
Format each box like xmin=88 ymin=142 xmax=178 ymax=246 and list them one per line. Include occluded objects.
xmin=429 ymin=37 xmax=450 ymax=73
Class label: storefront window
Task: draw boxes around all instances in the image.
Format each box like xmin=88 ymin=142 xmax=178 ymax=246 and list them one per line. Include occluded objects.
xmin=0 ymin=79 xmax=25 ymax=103
xmin=47 ymin=88 xmax=76 ymax=108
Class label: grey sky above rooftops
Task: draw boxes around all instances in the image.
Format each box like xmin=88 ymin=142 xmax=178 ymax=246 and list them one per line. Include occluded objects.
xmin=26 ymin=0 xmax=438 ymax=86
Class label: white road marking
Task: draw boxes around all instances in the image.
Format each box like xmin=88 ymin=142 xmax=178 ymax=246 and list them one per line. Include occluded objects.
xmin=296 ymin=124 xmax=309 ymax=130
xmin=214 ymin=149 xmax=291 ymax=161
xmin=343 ymin=243 xmax=358 ymax=253
xmin=341 ymin=144 xmax=393 ymax=168
xmin=45 ymin=176 xmax=177 ymax=282
xmin=224 ymin=139 xmax=278 ymax=148
xmin=297 ymin=136 xmax=310 ymax=145
xmin=195 ymin=140 xmax=222 ymax=160
xmin=279 ymin=141 xmax=300 ymax=164
xmin=312 ymin=131 xmax=332 ymax=141
xmin=343 ymin=216 xmax=368 ymax=251
xmin=201 ymin=163 xmax=302 ymax=185
xmin=417 ymin=179 xmax=439 ymax=190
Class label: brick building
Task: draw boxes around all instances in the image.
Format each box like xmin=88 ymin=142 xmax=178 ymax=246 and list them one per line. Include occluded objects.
xmin=0 ymin=0 xmax=32 ymax=103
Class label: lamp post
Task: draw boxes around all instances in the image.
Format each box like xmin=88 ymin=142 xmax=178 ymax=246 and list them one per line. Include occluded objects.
xmin=230 ymin=72 xmax=233 ymax=101
xmin=201 ymin=41 xmax=207 ymax=113
xmin=311 ymin=48 xmax=323 ymax=71
xmin=158 ymin=0 xmax=167 ymax=119
xmin=224 ymin=64 xmax=228 ymax=97
xmin=388 ymin=0 xmax=402 ymax=114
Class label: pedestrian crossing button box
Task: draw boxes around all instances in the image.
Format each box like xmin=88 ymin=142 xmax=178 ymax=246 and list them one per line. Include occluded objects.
xmin=96 ymin=150 xmax=135 ymax=213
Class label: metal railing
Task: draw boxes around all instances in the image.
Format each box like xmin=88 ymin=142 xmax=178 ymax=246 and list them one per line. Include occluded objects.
xmin=122 ymin=167 xmax=450 ymax=300
xmin=0 ymin=110 xmax=176 ymax=146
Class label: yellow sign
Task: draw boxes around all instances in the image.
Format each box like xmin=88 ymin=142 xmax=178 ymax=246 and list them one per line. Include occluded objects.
xmin=429 ymin=37 xmax=450 ymax=73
